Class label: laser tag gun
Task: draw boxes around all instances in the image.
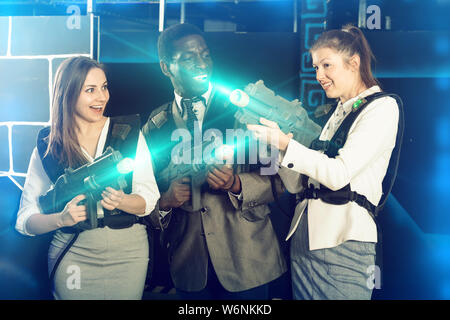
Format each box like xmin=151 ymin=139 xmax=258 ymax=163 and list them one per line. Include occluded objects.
xmin=158 ymin=137 xmax=234 ymax=212
xmin=39 ymin=146 xmax=134 ymax=231
xmin=229 ymin=80 xmax=322 ymax=147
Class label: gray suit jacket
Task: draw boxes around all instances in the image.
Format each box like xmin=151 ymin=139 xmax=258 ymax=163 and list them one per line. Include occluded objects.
xmin=143 ymin=92 xmax=287 ymax=292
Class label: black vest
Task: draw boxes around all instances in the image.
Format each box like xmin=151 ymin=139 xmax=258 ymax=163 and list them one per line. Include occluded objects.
xmin=37 ymin=114 xmax=141 ymax=231
xmin=305 ymin=92 xmax=404 ymax=220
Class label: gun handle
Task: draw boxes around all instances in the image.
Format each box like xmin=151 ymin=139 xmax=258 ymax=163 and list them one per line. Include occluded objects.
xmin=87 ymin=194 xmax=98 ymax=229
xmin=76 ymin=194 xmax=98 ymax=230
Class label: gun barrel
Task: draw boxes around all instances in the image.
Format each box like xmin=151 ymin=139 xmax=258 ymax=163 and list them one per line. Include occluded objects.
xmin=230 ymin=89 xmax=275 ymax=119
xmin=230 ymin=89 xmax=249 ymax=108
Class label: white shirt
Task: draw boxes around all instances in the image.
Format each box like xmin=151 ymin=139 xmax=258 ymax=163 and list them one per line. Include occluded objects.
xmin=279 ymin=86 xmax=399 ymax=250
xmin=16 ymin=118 xmax=160 ymax=236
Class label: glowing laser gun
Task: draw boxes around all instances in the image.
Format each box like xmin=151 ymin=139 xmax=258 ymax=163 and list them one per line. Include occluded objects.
xmin=39 ymin=146 xmax=134 ymax=231
xmin=229 ymin=80 xmax=322 ymax=147
xmin=159 ymin=139 xmax=234 ymax=212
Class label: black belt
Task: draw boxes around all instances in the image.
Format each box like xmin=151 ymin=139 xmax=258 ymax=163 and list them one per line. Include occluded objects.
xmin=299 ymin=187 xmax=378 ymax=221
xmin=97 ymin=215 xmax=146 ymax=229
xmin=62 ymin=215 xmax=146 ymax=234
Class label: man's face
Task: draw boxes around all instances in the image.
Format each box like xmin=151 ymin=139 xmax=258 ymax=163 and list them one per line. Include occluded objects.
xmin=163 ymin=34 xmax=213 ymax=98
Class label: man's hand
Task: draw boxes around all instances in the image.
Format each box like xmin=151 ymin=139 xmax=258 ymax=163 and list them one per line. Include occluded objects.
xmin=207 ymin=165 xmax=241 ymax=194
xmin=159 ymin=177 xmax=191 ymax=210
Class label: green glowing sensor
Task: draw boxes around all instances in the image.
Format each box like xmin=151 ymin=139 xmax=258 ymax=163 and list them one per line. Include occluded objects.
xmin=352 ymin=98 xmax=366 ymax=111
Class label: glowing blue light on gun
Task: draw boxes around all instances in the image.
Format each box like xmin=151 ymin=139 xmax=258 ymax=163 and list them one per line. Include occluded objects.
xmin=214 ymin=144 xmax=235 ymax=162
xmin=116 ymin=157 xmax=134 ymax=174
xmin=229 ymin=89 xmax=249 ymax=108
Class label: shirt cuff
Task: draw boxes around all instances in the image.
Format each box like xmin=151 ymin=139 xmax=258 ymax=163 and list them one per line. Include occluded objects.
xmin=15 ymin=206 xmax=39 ymax=237
xmin=228 ymin=191 xmax=243 ymax=200
xmin=280 ymin=139 xmax=309 ymax=171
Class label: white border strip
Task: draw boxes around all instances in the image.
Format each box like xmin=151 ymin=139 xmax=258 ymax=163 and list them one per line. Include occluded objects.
xmin=7 ymin=16 xmax=12 ymax=56
xmin=7 ymin=124 xmax=13 ymax=173
xmin=159 ymin=0 xmax=166 ymax=32
xmin=0 ymin=53 xmax=90 ymax=60
xmin=0 ymin=122 xmax=49 ymax=126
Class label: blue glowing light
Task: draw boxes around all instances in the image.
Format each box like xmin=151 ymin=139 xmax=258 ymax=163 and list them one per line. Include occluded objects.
xmin=434 ymin=77 xmax=450 ymax=91
xmin=440 ymin=282 xmax=450 ymax=300
xmin=436 ymin=118 xmax=450 ymax=148
xmin=432 ymin=152 xmax=450 ymax=191
xmin=434 ymin=36 xmax=449 ymax=56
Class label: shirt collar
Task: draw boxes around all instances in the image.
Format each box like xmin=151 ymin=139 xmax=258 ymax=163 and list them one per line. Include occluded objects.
xmin=174 ymin=82 xmax=212 ymax=114
xmin=339 ymin=85 xmax=381 ymax=114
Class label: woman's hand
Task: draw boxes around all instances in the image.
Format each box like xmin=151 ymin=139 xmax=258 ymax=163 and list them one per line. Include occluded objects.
xmin=101 ymin=187 xmax=125 ymax=211
xmin=58 ymin=194 xmax=87 ymax=228
xmin=247 ymin=117 xmax=293 ymax=152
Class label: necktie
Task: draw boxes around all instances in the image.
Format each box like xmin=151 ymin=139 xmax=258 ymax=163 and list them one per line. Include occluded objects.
xmin=181 ymin=97 xmax=204 ymax=134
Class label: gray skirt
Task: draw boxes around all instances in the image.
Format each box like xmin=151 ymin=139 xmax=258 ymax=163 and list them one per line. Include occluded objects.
xmin=48 ymin=223 xmax=149 ymax=300
xmin=290 ymin=210 xmax=376 ymax=300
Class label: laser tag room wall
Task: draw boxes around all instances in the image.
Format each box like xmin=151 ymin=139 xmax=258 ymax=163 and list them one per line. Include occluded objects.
xmin=0 ymin=12 xmax=91 ymax=298
xmin=0 ymin=0 xmax=449 ymax=300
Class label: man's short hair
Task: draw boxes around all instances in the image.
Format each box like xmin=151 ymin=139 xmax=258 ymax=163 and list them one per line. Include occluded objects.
xmin=158 ymin=23 xmax=204 ymax=64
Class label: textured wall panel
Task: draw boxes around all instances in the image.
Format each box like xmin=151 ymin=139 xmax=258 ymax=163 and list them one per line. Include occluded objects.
xmin=0 ymin=126 xmax=8 ymax=172
xmin=11 ymin=16 xmax=90 ymax=56
xmin=12 ymin=125 xmax=45 ymax=173
xmin=0 ymin=17 xmax=8 ymax=56
xmin=0 ymin=59 xmax=49 ymax=122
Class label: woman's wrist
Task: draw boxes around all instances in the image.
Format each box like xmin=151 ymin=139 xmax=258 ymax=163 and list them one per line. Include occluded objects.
xmin=279 ymin=133 xmax=292 ymax=152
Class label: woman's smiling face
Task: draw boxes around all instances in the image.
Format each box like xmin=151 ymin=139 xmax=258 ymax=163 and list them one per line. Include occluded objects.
xmin=74 ymin=67 xmax=109 ymax=124
xmin=312 ymin=47 xmax=362 ymax=103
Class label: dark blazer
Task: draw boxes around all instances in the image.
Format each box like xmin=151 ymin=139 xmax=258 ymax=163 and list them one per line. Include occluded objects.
xmin=142 ymin=89 xmax=287 ymax=292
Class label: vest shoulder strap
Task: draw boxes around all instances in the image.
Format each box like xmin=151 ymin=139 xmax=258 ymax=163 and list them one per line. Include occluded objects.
xmin=36 ymin=126 xmax=63 ymax=184
xmin=142 ymin=102 xmax=171 ymax=135
xmin=142 ymin=102 xmax=178 ymax=175
xmin=105 ymin=114 xmax=141 ymax=160
xmin=325 ymin=92 xmax=401 ymax=157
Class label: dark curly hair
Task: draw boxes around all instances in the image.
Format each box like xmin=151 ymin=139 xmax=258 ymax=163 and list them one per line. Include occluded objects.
xmin=157 ymin=23 xmax=204 ymax=64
